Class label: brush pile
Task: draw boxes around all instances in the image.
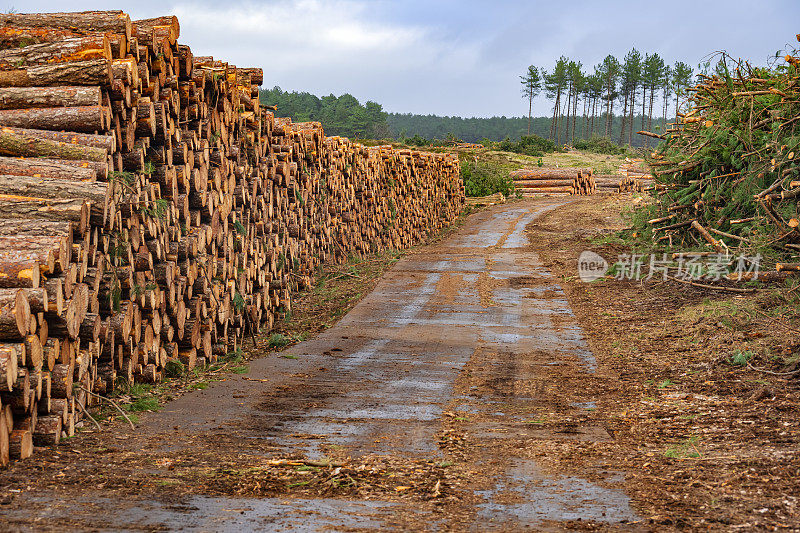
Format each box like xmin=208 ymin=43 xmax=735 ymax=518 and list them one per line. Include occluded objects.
xmin=0 ymin=10 xmax=464 ymax=465
xmin=509 ymin=168 xmax=595 ymax=195
xmin=642 ymin=41 xmax=800 ymax=263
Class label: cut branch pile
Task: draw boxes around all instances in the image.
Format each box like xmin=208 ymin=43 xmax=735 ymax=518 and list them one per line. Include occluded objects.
xmin=641 ymin=43 xmax=800 ymax=261
xmin=0 ymin=10 xmax=464 ymax=465
xmin=509 ymin=168 xmax=595 ymax=195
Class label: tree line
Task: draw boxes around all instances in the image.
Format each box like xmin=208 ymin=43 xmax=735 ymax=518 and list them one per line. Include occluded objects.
xmin=386 ymin=113 xmax=665 ymax=147
xmin=258 ymin=87 xmax=391 ymax=139
xmin=261 ymin=50 xmax=696 ymax=148
xmin=521 ymin=51 xmax=694 ymax=147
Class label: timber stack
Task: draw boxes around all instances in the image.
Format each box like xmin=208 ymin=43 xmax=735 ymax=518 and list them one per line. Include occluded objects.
xmin=0 ymin=10 xmax=464 ymax=465
xmin=509 ymin=168 xmax=595 ymax=196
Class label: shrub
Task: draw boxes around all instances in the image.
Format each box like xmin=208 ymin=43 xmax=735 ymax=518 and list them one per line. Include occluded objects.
xmin=460 ymin=160 xmax=515 ymax=197
xmin=497 ymin=134 xmax=558 ymax=157
xmin=572 ymin=136 xmax=629 ymax=155
xmin=163 ymin=359 xmax=185 ymax=378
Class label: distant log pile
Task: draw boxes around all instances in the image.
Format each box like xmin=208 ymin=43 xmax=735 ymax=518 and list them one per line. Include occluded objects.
xmin=509 ymin=168 xmax=595 ymax=196
xmin=0 ymin=10 xmax=464 ymax=465
xmin=593 ymin=174 xmax=655 ymax=194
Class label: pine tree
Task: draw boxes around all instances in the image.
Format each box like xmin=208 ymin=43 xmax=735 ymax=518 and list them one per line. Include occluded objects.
xmin=661 ymin=64 xmax=673 ymax=130
xmin=643 ymin=53 xmax=665 ymax=147
xmin=520 ymin=65 xmax=542 ymax=135
xmin=545 ymin=57 xmax=568 ymax=142
xmin=598 ymin=55 xmax=620 ymax=138
xmin=672 ymin=61 xmax=694 ymax=122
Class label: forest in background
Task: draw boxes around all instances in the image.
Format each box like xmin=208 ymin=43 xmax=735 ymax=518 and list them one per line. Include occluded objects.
xmin=260 ymin=48 xmax=699 ymax=150
xmin=260 ymin=87 xmax=666 ymax=147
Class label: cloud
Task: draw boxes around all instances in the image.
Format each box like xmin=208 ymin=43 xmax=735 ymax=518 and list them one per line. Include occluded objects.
xmin=7 ymin=0 xmax=800 ymax=118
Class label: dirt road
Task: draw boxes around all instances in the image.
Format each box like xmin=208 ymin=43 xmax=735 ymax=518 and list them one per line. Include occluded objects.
xmin=0 ymin=199 xmax=640 ymax=531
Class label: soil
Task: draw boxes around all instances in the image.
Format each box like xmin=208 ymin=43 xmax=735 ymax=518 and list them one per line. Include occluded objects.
xmin=0 ymin=196 xmax=798 ymax=531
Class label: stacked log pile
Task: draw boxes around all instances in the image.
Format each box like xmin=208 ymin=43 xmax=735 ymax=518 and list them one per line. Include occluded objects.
xmin=0 ymin=10 xmax=464 ymax=465
xmin=593 ymin=174 xmax=624 ymax=193
xmin=509 ymin=168 xmax=595 ymax=195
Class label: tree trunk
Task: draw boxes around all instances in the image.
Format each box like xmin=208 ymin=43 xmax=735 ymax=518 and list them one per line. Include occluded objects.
xmin=0 ymin=289 xmax=30 ymax=341
xmin=0 ymin=194 xmax=90 ymax=234
xmin=647 ymin=86 xmax=656 ymax=148
xmin=0 ymin=86 xmax=102 ymax=110
xmin=32 ymin=414 xmax=61 ymax=446
xmin=0 ymin=126 xmax=114 ymax=153
xmin=0 ymin=415 xmax=8 ymax=467
xmin=572 ymin=91 xmax=578 ymax=144
xmin=628 ymin=84 xmax=636 ymax=146
xmin=0 ymin=156 xmax=95 ymax=181
xmin=0 ymin=105 xmax=108 ymax=133
xmin=0 ymin=59 xmax=112 ymax=88
xmin=8 ymin=428 xmax=32 ymax=459
xmin=0 ymin=126 xmax=108 ymax=161
xmin=0 ymin=36 xmax=110 ymax=69
xmin=0 ymin=343 xmax=20 ymax=391
xmin=0 ymin=27 xmax=126 ymax=59
xmin=527 ymin=95 xmax=532 ymax=135
xmin=619 ymin=92 xmax=628 ymax=145
xmin=0 ymin=175 xmax=109 ymax=203
xmin=0 ymin=11 xmax=132 ymax=39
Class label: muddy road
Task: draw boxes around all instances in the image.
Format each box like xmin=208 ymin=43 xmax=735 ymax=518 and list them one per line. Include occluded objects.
xmin=0 ymin=199 xmax=639 ymax=531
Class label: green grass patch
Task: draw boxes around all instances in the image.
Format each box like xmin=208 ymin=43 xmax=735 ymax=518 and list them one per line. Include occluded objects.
xmin=127 ymin=396 xmax=160 ymax=413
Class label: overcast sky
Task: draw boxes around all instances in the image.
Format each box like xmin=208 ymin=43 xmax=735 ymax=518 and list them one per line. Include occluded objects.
xmin=13 ymin=1 xmax=800 ymax=117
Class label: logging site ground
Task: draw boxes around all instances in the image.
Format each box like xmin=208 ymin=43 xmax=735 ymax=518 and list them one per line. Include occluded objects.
xmin=2 ymin=173 xmax=799 ymax=531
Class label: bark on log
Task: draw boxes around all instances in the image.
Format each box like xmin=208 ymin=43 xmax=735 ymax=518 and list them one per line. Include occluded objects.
xmin=0 ymin=219 xmax=73 ymax=239
xmin=0 ymin=175 xmax=108 ymax=203
xmin=0 ymin=415 xmax=8 ymax=467
xmin=0 ymin=106 xmax=107 ymax=133
xmin=0 ymin=289 xmax=29 ymax=340
xmin=0 ymin=251 xmax=40 ymax=288
xmin=0 ymin=156 xmax=95 ymax=181
xmin=0 ymin=195 xmax=89 ymax=233
xmin=0 ymin=26 xmax=125 ymax=57
xmin=0 ymin=126 xmax=108 ymax=161
xmin=8 ymin=428 xmax=31 ymax=459
xmin=0 ymin=343 xmax=20 ymax=391
xmin=0 ymin=36 xmax=111 ymax=69
xmin=0 ymin=86 xmax=102 ymax=110
xmin=0 ymin=127 xmax=114 ymax=153
xmin=32 ymin=414 xmax=60 ymax=446
xmin=0 ymin=12 xmax=132 ymax=40
xmin=0 ymin=59 xmax=112 ymax=88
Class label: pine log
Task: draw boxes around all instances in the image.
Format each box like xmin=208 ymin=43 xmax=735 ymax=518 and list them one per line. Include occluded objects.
xmin=0 ymin=289 xmax=29 ymax=340
xmin=0 ymin=343 xmax=20 ymax=391
xmin=0 ymin=12 xmax=132 ymax=40
xmin=0 ymin=36 xmax=111 ymax=69
xmin=0 ymin=127 xmax=114 ymax=153
xmin=0 ymin=197 xmax=91 ymax=239
xmin=0 ymin=106 xmax=107 ymax=133
xmin=0 ymin=86 xmax=102 ymax=110
xmin=0 ymin=250 xmax=40 ymax=288
xmin=0 ymin=126 xmax=108 ymax=161
xmin=19 ymin=288 xmax=48 ymax=314
xmin=0 ymin=156 xmax=94 ymax=181
xmin=0 ymin=219 xmax=73 ymax=241
xmin=0 ymin=59 xmax=112 ymax=87
xmin=0 ymin=415 xmax=8 ymax=467
xmin=50 ymin=362 xmax=73 ymax=399
xmin=133 ymin=16 xmax=180 ymax=45
xmin=0 ymin=26 xmax=126 ymax=56
xmin=32 ymin=414 xmax=60 ymax=446
xmin=0 ymin=175 xmax=108 ymax=203
xmin=23 ymin=335 xmax=42 ymax=371
xmin=8 ymin=428 xmax=31 ymax=459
